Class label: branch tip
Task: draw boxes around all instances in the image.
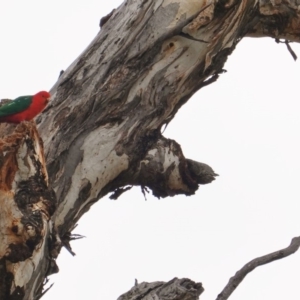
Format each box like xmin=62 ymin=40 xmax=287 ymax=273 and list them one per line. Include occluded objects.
xmin=275 ymin=38 xmax=297 ymax=61
xmin=216 ymin=236 xmax=300 ymax=300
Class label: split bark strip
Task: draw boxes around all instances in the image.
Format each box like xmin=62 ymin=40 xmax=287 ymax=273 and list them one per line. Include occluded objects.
xmin=216 ymin=236 xmax=300 ymax=300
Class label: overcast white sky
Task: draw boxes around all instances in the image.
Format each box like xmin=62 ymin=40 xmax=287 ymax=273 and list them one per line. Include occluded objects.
xmin=1 ymin=1 xmax=300 ymax=300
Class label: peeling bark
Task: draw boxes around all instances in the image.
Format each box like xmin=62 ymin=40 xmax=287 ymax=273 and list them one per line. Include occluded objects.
xmin=39 ymin=0 xmax=247 ymax=237
xmin=1 ymin=0 xmax=300 ymax=298
xmin=0 ymin=122 xmax=56 ymax=299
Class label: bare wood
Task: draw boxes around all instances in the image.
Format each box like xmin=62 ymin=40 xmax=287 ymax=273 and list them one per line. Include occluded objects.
xmin=0 ymin=122 xmax=56 ymax=299
xmin=216 ymin=237 xmax=300 ymax=300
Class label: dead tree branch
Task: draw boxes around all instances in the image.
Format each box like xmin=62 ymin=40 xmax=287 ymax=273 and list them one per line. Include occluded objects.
xmin=118 ymin=277 xmax=204 ymax=300
xmin=216 ymin=236 xmax=300 ymax=300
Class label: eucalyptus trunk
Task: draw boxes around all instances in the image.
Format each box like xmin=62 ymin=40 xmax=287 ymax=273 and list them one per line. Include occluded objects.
xmin=0 ymin=0 xmax=300 ymax=299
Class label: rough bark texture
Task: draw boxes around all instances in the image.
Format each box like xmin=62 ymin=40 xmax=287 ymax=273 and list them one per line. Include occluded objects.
xmin=0 ymin=122 xmax=56 ymax=299
xmin=1 ymin=0 xmax=300 ymax=298
xmin=118 ymin=278 xmax=204 ymax=300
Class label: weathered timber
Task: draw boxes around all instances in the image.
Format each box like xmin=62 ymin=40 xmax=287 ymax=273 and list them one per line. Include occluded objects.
xmin=0 ymin=122 xmax=57 ymax=299
xmin=118 ymin=277 xmax=204 ymax=300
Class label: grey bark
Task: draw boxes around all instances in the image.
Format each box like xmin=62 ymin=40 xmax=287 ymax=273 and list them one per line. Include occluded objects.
xmin=216 ymin=237 xmax=300 ymax=300
xmin=118 ymin=278 xmax=204 ymax=300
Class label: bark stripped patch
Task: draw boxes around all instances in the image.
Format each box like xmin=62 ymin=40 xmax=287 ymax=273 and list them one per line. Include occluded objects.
xmin=0 ymin=122 xmax=57 ymax=299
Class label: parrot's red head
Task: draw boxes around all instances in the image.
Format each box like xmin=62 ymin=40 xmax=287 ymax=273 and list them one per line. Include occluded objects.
xmin=35 ymin=91 xmax=51 ymax=105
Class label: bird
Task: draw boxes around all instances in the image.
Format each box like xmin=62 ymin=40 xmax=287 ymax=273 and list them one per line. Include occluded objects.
xmin=186 ymin=159 xmax=219 ymax=184
xmin=0 ymin=91 xmax=50 ymax=123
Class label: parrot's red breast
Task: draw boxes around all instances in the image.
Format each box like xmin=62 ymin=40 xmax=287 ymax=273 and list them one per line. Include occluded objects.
xmin=0 ymin=91 xmax=50 ymax=123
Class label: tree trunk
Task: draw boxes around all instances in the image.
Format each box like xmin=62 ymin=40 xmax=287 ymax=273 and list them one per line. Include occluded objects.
xmin=1 ymin=0 xmax=300 ymax=298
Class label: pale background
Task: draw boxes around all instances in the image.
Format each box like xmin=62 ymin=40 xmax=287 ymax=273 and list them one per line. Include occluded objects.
xmin=1 ymin=1 xmax=300 ymax=299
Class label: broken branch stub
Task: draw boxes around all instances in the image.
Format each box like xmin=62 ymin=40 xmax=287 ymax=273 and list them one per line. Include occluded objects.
xmin=118 ymin=277 xmax=204 ymax=300
xmin=128 ymin=137 xmax=218 ymax=199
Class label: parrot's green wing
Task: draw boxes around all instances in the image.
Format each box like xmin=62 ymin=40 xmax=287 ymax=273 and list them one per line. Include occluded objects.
xmin=0 ymin=96 xmax=32 ymax=117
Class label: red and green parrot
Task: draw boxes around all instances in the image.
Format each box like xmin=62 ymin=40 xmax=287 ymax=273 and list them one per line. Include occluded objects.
xmin=0 ymin=91 xmax=50 ymax=123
